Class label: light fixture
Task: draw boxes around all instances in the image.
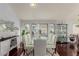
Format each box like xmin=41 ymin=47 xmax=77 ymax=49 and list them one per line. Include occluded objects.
xmin=30 ymin=0 xmax=37 ymax=7
xmin=30 ymin=3 xmax=36 ymax=7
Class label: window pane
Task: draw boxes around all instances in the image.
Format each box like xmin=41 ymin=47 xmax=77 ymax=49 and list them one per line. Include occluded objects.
xmin=31 ymin=24 xmax=39 ymax=40
xmin=39 ymin=24 xmax=48 ymax=40
xmin=48 ymin=24 xmax=55 ymax=44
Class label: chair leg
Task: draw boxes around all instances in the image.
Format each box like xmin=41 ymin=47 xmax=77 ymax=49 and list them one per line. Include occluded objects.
xmin=52 ymin=48 xmax=56 ymax=56
xmin=46 ymin=48 xmax=56 ymax=56
xmin=33 ymin=49 xmax=34 ymax=56
xmin=23 ymin=49 xmax=26 ymax=55
xmin=25 ymin=48 xmax=34 ymax=56
xmin=55 ymin=48 xmax=56 ymax=53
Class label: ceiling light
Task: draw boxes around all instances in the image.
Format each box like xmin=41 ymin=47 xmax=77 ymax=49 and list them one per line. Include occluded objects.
xmin=30 ymin=3 xmax=36 ymax=7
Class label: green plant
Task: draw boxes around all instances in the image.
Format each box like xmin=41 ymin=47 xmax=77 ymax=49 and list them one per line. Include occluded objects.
xmin=22 ymin=30 xmax=26 ymax=36
xmin=22 ymin=29 xmax=29 ymax=36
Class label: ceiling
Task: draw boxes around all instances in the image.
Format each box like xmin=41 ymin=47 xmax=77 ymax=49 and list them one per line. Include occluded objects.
xmin=9 ymin=3 xmax=79 ymax=21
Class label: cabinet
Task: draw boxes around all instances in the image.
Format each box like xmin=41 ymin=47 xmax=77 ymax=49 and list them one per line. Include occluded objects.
xmin=0 ymin=39 xmax=11 ymax=56
xmin=0 ymin=35 xmax=18 ymax=56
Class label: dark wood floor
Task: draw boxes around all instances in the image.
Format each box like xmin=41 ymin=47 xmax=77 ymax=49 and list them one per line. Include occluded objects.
xmin=56 ymin=42 xmax=79 ymax=56
xmin=9 ymin=42 xmax=79 ymax=56
xmin=9 ymin=47 xmax=23 ymax=56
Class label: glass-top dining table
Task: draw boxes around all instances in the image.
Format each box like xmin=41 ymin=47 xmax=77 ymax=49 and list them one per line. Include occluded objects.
xmin=25 ymin=44 xmax=56 ymax=56
xmin=26 ymin=44 xmax=56 ymax=48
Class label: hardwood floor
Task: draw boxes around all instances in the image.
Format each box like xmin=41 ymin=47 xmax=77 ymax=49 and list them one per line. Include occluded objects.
xmin=9 ymin=47 xmax=24 ymax=56
xmin=56 ymin=42 xmax=78 ymax=56
xmin=8 ymin=42 xmax=79 ymax=56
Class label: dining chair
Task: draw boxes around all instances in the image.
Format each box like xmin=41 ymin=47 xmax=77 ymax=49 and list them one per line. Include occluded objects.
xmin=47 ymin=35 xmax=57 ymax=56
xmin=22 ymin=36 xmax=33 ymax=56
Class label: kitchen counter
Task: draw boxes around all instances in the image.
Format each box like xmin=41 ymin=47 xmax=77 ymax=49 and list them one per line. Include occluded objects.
xmin=0 ymin=35 xmax=18 ymax=56
xmin=0 ymin=35 xmax=18 ymax=42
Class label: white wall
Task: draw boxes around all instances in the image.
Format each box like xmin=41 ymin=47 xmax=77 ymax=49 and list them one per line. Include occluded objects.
xmin=0 ymin=4 xmax=21 ymax=48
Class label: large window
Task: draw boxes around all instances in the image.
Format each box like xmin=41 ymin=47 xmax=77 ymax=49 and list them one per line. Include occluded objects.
xmin=31 ymin=24 xmax=48 ymax=40
xmin=21 ymin=23 xmax=67 ymax=45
